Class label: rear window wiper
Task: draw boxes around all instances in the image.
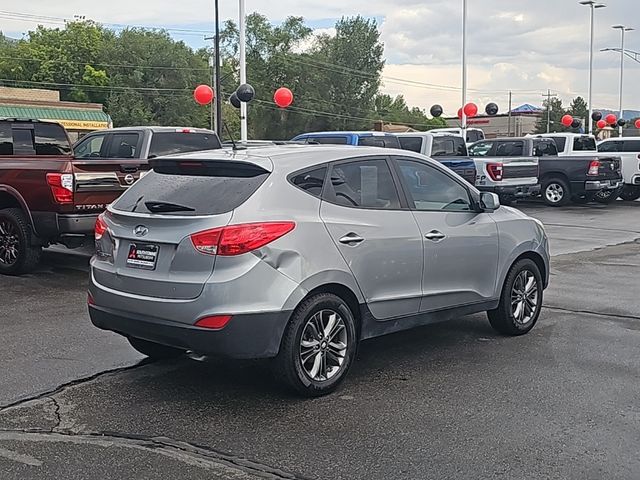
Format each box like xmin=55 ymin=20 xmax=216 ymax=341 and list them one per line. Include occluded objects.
xmin=144 ymin=201 xmax=196 ymax=213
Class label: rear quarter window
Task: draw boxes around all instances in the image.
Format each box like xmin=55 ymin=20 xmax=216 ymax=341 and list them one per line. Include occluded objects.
xmin=34 ymin=123 xmax=71 ymax=155
xmin=148 ymin=131 xmax=222 ymax=157
xmin=289 ymin=166 xmax=327 ymax=198
xmin=357 ymin=136 xmax=400 ymax=148
xmin=0 ymin=123 xmax=12 ymax=155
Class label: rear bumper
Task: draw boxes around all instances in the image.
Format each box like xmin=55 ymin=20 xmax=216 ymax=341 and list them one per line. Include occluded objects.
xmin=584 ymin=179 xmax=623 ymax=191
xmin=478 ymin=184 xmax=541 ymax=198
xmin=31 ymin=212 xmax=98 ymax=239
xmin=89 ymin=304 xmax=291 ymax=359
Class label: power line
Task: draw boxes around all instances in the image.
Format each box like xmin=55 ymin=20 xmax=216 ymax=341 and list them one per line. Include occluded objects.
xmin=0 ymin=55 xmax=210 ymax=72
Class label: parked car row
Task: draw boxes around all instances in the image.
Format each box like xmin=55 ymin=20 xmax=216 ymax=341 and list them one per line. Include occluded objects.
xmin=292 ymin=131 xmax=628 ymax=207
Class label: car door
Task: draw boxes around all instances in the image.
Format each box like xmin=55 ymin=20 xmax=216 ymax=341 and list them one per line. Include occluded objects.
xmin=320 ymin=156 xmax=423 ymax=319
xmin=391 ymin=156 xmax=499 ymax=312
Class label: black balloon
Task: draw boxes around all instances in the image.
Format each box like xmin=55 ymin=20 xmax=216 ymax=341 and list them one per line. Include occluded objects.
xmin=430 ymin=104 xmax=443 ymax=118
xmin=229 ymin=92 xmax=241 ymax=109
xmin=236 ymin=83 xmax=255 ymax=103
xmin=485 ymin=102 xmax=499 ymax=116
xmin=617 ymin=118 xmax=627 ymax=127
xmin=571 ymin=119 xmax=581 ymax=129
xmin=591 ymin=111 xmax=602 ymax=122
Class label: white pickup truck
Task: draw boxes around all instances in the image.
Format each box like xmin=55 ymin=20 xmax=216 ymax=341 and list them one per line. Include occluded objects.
xmin=530 ymin=133 xmax=598 ymax=156
xmin=397 ymin=132 xmax=540 ymax=205
xmin=597 ymin=137 xmax=640 ymax=201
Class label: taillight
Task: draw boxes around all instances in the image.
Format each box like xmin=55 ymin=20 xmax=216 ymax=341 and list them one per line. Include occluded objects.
xmin=588 ymin=160 xmax=600 ymax=176
xmin=486 ymin=163 xmax=504 ymax=181
xmin=194 ymin=315 xmax=232 ymax=330
xmin=87 ymin=292 xmax=95 ymax=306
xmin=190 ymin=222 xmax=296 ymax=256
xmin=95 ymin=214 xmax=108 ymax=240
xmin=46 ymin=173 xmax=74 ymax=204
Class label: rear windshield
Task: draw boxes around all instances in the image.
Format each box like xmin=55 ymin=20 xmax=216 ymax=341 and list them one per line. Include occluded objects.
xmin=432 ymin=136 xmax=467 ymax=156
xmin=398 ymin=136 xmax=423 ymax=153
xmin=357 ymin=136 xmax=401 ymax=148
xmin=466 ymin=130 xmax=484 ymax=143
xmin=112 ymin=163 xmax=268 ymax=215
xmin=573 ymin=136 xmax=596 ymax=151
xmin=148 ymin=131 xmax=221 ymax=158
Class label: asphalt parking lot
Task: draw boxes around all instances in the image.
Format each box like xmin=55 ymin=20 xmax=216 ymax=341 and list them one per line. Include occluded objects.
xmin=1 ymin=201 xmax=639 ymax=479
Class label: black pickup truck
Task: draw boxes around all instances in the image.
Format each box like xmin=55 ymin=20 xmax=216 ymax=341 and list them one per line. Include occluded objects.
xmin=468 ymin=137 xmax=623 ymax=206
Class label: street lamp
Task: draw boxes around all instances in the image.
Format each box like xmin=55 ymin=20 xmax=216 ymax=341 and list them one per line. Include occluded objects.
xmin=239 ymin=0 xmax=248 ymax=142
xmin=579 ymin=1 xmax=606 ymax=134
xmin=612 ymin=25 xmax=634 ymax=136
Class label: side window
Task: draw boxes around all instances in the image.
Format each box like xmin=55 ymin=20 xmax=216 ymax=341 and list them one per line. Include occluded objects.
xmin=623 ymin=140 xmax=640 ymax=152
xmin=12 ymin=127 xmax=35 ymax=155
xmin=396 ymin=159 xmax=472 ymax=212
xmin=467 ymin=130 xmax=483 ymax=143
xmin=357 ymin=136 xmax=386 ymax=147
xmin=573 ymin=136 xmax=596 ymax=152
xmin=107 ymin=133 xmax=140 ymax=158
xmin=34 ymin=123 xmax=71 ymax=155
xmin=534 ymin=141 xmax=557 ymax=156
xmin=496 ymin=141 xmax=524 ymax=156
xmin=598 ymin=141 xmax=621 ymax=153
xmin=432 ymin=136 xmax=467 ymax=156
xmin=328 ymin=158 xmax=400 ymax=210
xmin=0 ymin=123 xmax=13 ymax=155
xmin=549 ymin=137 xmax=567 ymax=152
xmin=290 ymin=166 xmax=327 ymax=198
xmin=398 ymin=137 xmax=423 ymax=153
xmin=468 ymin=141 xmax=493 ymax=156
xmin=74 ymin=135 xmax=105 ymax=158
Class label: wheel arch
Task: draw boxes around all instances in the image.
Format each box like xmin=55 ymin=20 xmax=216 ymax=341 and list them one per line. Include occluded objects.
xmin=513 ymin=251 xmax=548 ymax=289
xmin=0 ymin=186 xmax=35 ymax=229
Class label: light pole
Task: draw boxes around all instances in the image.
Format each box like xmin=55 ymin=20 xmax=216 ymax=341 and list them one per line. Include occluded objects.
xmin=239 ymin=0 xmax=248 ymax=142
xmin=579 ymin=1 xmax=606 ymax=134
xmin=612 ymin=25 xmax=634 ymax=136
xmin=461 ymin=0 xmax=467 ymax=141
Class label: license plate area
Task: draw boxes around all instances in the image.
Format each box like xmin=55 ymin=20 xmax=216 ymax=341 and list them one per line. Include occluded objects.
xmin=126 ymin=243 xmax=159 ymax=270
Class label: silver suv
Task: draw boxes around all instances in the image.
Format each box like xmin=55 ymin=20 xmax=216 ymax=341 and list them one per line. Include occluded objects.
xmin=89 ymin=145 xmax=550 ymax=396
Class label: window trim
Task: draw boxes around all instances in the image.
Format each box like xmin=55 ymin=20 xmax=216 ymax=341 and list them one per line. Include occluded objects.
xmin=390 ymin=156 xmax=479 ymax=213
xmin=287 ymin=163 xmax=329 ymax=199
xmin=323 ymin=156 xmax=408 ymax=211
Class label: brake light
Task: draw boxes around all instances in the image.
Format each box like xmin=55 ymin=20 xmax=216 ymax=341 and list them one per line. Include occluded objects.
xmin=588 ymin=160 xmax=600 ymax=176
xmin=486 ymin=162 xmax=504 ymax=181
xmin=87 ymin=292 xmax=95 ymax=306
xmin=195 ymin=315 xmax=232 ymax=330
xmin=46 ymin=173 xmax=74 ymax=204
xmin=177 ymin=128 xmax=195 ymax=133
xmin=190 ymin=222 xmax=296 ymax=256
xmin=95 ymin=214 xmax=108 ymax=240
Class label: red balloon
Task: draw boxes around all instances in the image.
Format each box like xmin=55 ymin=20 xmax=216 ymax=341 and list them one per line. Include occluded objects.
xmin=274 ymin=87 xmax=294 ymax=108
xmin=635 ymin=119 xmax=640 ymax=129
xmin=463 ymin=102 xmax=478 ymax=118
xmin=193 ymin=84 xmax=214 ymax=105
xmin=561 ymin=114 xmax=573 ymax=127
xmin=457 ymin=108 xmax=463 ymax=119
xmin=596 ymin=119 xmax=607 ymax=129
xmin=605 ymin=114 xmax=617 ymax=125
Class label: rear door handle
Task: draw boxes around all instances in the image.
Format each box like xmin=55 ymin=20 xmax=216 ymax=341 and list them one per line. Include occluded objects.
xmin=339 ymin=233 xmax=365 ymax=245
xmin=425 ymin=230 xmax=446 ymax=241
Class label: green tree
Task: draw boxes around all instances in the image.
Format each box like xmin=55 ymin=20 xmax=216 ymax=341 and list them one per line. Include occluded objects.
xmin=535 ymin=97 xmax=565 ymax=133
xmin=568 ymin=96 xmax=588 ymax=128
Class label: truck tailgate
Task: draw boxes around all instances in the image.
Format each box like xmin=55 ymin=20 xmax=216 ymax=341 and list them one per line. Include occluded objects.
xmin=71 ymin=159 xmax=150 ymax=213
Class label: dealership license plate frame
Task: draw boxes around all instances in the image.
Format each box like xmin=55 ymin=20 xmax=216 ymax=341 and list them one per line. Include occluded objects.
xmin=126 ymin=243 xmax=159 ymax=270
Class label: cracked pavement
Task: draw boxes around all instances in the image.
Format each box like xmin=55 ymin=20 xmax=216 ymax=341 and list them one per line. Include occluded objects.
xmin=1 ymin=201 xmax=639 ymax=479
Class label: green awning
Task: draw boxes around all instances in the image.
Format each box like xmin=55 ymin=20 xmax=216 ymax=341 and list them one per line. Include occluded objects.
xmin=0 ymin=104 xmax=110 ymax=130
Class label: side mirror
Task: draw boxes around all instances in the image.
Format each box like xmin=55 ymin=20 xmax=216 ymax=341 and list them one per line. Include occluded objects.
xmin=480 ymin=192 xmax=500 ymax=211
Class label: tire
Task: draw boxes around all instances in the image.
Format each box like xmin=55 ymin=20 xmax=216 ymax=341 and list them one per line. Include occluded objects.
xmin=0 ymin=208 xmax=42 ymax=276
xmin=541 ymin=177 xmax=570 ymax=207
xmin=620 ymin=185 xmax=640 ymax=202
xmin=127 ymin=337 xmax=184 ymax=360
xmin=487 ymin=259 xmax=543 ymax=336
xmin=275 ymin=293 xmax=358 ymax=397
xmin=594 ymin=187 xmax=622 ymax=204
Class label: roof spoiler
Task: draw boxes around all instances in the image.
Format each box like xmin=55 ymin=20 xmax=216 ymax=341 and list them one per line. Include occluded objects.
xmin=150 ymin=158 xmax=270 ymax=177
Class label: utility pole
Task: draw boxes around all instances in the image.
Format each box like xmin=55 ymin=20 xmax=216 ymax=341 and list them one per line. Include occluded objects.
xmin=507 ymin=91 xmax=512 ymax=137
xmin=204 ymin=0 xmax=222 ymax=137
xmin=543 ymin=90 xmax=558 ymax=133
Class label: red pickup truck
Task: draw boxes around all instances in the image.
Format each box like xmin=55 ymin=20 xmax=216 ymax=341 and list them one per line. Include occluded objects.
xmin=0 ymin=119 xmax=221 ymax=275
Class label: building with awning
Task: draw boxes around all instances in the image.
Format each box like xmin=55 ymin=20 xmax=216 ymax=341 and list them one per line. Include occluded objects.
xmin=0 ymin=86 xmax=111 ymax=142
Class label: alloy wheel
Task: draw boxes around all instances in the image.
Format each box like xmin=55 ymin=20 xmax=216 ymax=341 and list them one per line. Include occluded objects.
xmin=299 ymin=309 xmax=348 ymax=382
xmin=545 ymin=183 xmax=564 ymax=204
xmin=0 ymin=219 xmax=19 ymax=266
xmin=510 ymin=270 xmax=539 ymax=325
